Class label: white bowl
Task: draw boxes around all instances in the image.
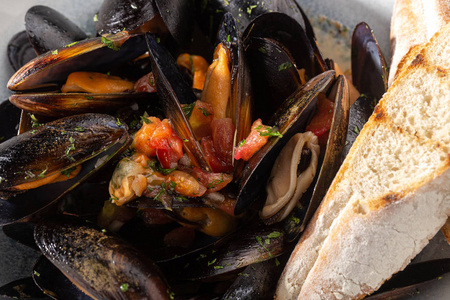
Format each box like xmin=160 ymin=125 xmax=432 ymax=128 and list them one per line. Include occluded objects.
xmin=0 ymin=1 xmax=449 ymax=299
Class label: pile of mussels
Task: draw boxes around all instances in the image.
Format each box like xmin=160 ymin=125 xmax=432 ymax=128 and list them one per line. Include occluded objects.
xmin=1 ymin=0 xmax=448 ymax=299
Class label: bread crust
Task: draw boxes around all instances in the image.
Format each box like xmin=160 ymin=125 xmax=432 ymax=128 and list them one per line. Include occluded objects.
xmin=389 ymin=0 xmax=450 ymax=85
xmin=276 ymin=22 xmax=450 ymax=300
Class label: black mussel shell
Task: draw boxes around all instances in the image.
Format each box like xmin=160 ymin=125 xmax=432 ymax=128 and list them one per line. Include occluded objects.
xmin=95 ymin=0 xmax=158 ymax=34
xmin=145 ymin=33 xmax=211 ymax=171
xmin=8 ymin=32 xmax=147 ymax=91
xmin=0 ymin=276 xmax=46 ymax=299
xmin=2 ymin=222 xmax=38 ymax=251
xmin=243 ymin=12 xmax=327 ymax=78
xmin=244 ymin=37 xmax=301 ymax=124
xmin=32 ymin=256 xmax=94 ymax=300
xmin=292 ymin=74 xmax=350 ymax=236
xmin=9 ymin=92 xmax=154 ymax=118
xmin=235 ymin=70 xmax=335 ymax=215
xmin=34 ymin=214 xmax=171 ymax=299
xmin=351 ymin=22 xmax=388 ymax=100
xmin=0 ymin=100 xmax=21 ymax=141
xmin=367 ymin=259 xmax=450 ymax=299
xmin=25 ymin=5 xmax=88 ymax=55
xmin=222 ymin=254 xmax=290 ymax=300
xmin=159 ymin=221 xmax=286 ymax=281
xmin=0 ymin=114 xmax=130 ymax=225
xmin=0 ymin=113 xmax=127 ymax=194
xmin=194 ymin=0 xmax=306 ymax=42
xmin=7 ymin=31 xmax=37 ymax=72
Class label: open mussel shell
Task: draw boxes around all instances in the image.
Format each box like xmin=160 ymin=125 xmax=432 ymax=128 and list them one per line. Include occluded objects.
xmin=284 ymin=74 xmax=350 ymax=241
xmin=0 ymin=114 xmax=130 ymax=225
xmin=234 ymin=70 xmax=336 ymax=215
xmin=7 ymin=31 xmax=147 ymax=91
xmin=244 ymin=37 xmax=301 ymax=124
xmin=25 ymin=5 xmax=88 ymax=55
xmin=243 ymin=12 xmax=328 ymax=78
xmin=351 ymin=22 xmax=388 ymax=100
xmin=194 ymin=0 xmax=307 ymax=41
xmin=159 ymin=221 xmax=286 ymax=282
xmin=96 ymin=0 xmax=159 ymax=34
xmin=145 ymin=33 xmax=211 ymax=171
xmin=9 ymin=92 xmax=154 ymax=118
xmin=34 ymin=214 xmax=172 ymax=300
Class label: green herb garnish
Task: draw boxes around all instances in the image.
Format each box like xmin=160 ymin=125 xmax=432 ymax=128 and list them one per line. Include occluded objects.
xmin=101 ymin=36 xmax=120 ymax=51
xmin=149 ymin=160 xmax=176 ymax=175
xmin=120 ymin=283 xmax=129 ymax=292
xmin=182 ymin=102 xmax=196 ymax=119
xmin=278 ymin=62 xmax=293 ymax=71
xmin=256 ymin=125 xmax=283 ymax=137
xmin=61 ymin=167 xmax=76 ymax=178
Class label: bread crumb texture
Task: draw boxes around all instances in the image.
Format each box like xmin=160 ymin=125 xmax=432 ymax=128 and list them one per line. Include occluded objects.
xmin=276 ymin=22 xmax=450 ymax=300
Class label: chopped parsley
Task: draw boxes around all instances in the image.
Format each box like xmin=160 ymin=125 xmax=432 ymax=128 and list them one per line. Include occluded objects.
xmin=278 ymin=62 xmax=293 ymax=71
xmin=116 ymin=118 xmax=123 ymax=126
xmin=65 ymin=137 xmax=76 ymax=161
xmin=141 ymin=116 xmax=152 ymax=124
xmin=256 ymin=125 xmax=283 ymax=138
xmin=61 ymin=167 xmax=77 ymax=178
xmin=101 ymin=36 xmax=120 ymax=51
xmin=120 ymin=283 xmax=129 ymax=292
xmin=65 ymin=41 xmax=78 ymax=47
xmin=38 ymin=166 xmax=48 ymax=178
xmin=199 ymin=107 xmax=212 ymax=117
xmin=149 ymin=160 xmax=176 ymax=175
xmin=353 ymin=125 xmax=360 ymax=135
xmin=258 ymin=46 xmax=267 ymax=54
xmin=207 ymin=258 xmax=217 ymax=266
xmin=238 ymin=139 xmax=246 ymax=148
xmin=182 ymin=102 xmax=196 ymax=118
xmin=93 ymin=14 xmax=98 ymax=22
xmin=74 ymin=126 xmax=85 ymax=132
xmin=207 ymin=173 xmax=224 ymax=189
xmin=51 ymin=49 xmax=58 ymax=55
xmin=33 ymin=270 xmax=40 ymax=277
xmin=85 ymin=95 xmax=94 ymax=100
xmin=29 ymin=114 xmax=43 ymax=128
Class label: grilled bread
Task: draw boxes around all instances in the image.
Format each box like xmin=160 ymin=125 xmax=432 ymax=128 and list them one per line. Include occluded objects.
xmin=275 ymin=22 xmax=450 ymax=300
xmin=389 ymin=0 xmax=450 ymax=85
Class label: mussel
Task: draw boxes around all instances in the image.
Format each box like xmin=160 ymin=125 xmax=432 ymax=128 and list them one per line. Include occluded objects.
xmin=0 ymin=113 xmax=130 ymax=225
xmin=34 ymin=214 xmax=171 ymax=299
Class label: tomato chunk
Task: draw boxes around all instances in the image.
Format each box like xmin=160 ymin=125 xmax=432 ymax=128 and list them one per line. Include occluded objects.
xmin=192 ymin=167 xmax=232 ymax=193
xmin=234 ymin=119 xmax=279 ymax=161
xmin=133 ymin=118 xmax=184 ymax=168
xmin=211 ymin=118 xmax=235 ymax=167
xmin=134 ymin=72 xmax=156 ymax=93
xmin=305 ymin=93 xmax=334 ymax=146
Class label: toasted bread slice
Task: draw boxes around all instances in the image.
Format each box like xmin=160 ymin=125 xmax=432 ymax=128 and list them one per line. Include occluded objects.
xmin=389 ymin=0 xmax=450 ymax=85
xmin=275 ymin=23 xmax=450 ymax=300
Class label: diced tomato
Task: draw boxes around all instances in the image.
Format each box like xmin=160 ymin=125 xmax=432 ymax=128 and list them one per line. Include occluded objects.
xmin=211 ymin=118 xmax=235 ymax=167
xmin=188 ymin=101 xmax=214 ymax=139
xmin=234 ymin=119 xmax=272 ymax=161
xmin=133 ymin=117 xmax=162 ymax=156
xmin=134 ymin=118 xmax=184 ymax=168
xmin=201 ymin=136 xmax=233 ymax=173
xmin=165 ymin=170 xmax=206 ymax=197
xmin=305 ymin=93 xmax=334 ymax=146
xmin=205 ymin=197 xmax=237 ymax=216
xmin=134 ymin=72 xmax=156 ymax=93
xmin=191 ymin=167 xmax=232 ymax=193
